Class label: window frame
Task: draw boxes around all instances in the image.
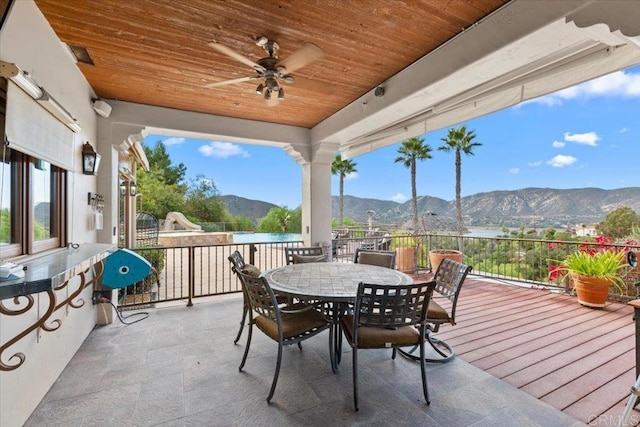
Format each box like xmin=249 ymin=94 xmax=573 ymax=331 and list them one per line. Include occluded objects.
xmin=0 ymin=146 xmax=67 ymax=259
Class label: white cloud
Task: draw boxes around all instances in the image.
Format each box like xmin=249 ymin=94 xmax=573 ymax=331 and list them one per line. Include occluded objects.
xmin=526 ymin=70 xmax=640 ymax=106
xmin=163 ymin=137 xmax=186 ymax=146
xmin=620 ymin=127 xmax=629 ymax=133
xmin=528 ymin=161 xmax=542 ymax=167
xmin=552 ymin=140 xmax=565 ymax=148
xmin=345 ymin=171 xmax=358 ymax=181
xmin=528 ymin=96 xmax=562 ymax=107
xmin=509 ymin=168 xmax=519 ymax=174
xmin=198 ymin=141 xmax=249 ymax=158
xmin=547 ymin=154 xmax=577 ymax=167
xmin=390 ymin=193 xmax=407 ymax=202
xmin=564 ymin=132 xmax=600 ymax=146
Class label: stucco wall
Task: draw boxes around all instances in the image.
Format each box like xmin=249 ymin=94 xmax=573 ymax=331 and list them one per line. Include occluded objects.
xmin=0 ymin=2 xmax=102 ymax=426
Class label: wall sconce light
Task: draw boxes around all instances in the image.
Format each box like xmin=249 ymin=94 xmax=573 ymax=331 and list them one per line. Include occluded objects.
xmin=82 ymin=142 xmax=101 ymax=175
xmin=0 ymin=60 xmax=81 ymax=132
xmin=119 ymin=180 xmax=137 ymax=196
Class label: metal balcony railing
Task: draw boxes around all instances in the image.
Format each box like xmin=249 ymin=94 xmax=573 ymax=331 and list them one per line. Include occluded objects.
xmin=120 ymin=233 xmax=640 ymax=309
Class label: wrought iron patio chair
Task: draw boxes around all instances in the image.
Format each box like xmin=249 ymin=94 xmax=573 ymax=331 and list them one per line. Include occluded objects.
xmin=341 ymin=281 xmax=437 ymax=410
xmin=285 ymin=245 xmax=331 ymax=317
xmin=229 ymin=250 xmax=297 ymax=344
xmin=236 ymin=269 xmax=330 ymax=403
xmin=285 ymin=246 xmax=327 ymax=264
xmin=399 ymin=257 xmax=472 ymax=363
xmin=377 ymin=236 xmax=392 ymax=251
xmin=228 ymin=250 xmax=253 ymax=344
xmin=359 ymin=235 xmax=392 ymax=252
xmin=353 ymin=248 xmax=396 ymax=269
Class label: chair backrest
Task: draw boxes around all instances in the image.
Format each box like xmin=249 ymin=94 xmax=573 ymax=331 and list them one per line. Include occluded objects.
xmin=228 ymin=250 xmax=246 ymax=274
xmin=353 ymin=248 xmax=396 ymax=269
xmin=432 ymin=258 xmax=472 ymax=324
xmin=236 ymin=269 xmax=279 ymax=322
xmin=285 ymin=246 xmax=326 ymax=265
xmin=354 ymin=281 xmax=436 ymax=330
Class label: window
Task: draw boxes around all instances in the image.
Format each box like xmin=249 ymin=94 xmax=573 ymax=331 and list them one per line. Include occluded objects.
xmin=0 ymin=145 xmax=67 ymax=258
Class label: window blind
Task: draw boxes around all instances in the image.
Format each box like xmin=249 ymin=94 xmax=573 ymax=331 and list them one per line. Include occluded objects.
xmin=5 ymin=82 xmax=74 ymax=170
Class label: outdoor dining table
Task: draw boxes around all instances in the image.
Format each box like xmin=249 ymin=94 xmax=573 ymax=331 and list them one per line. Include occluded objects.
xmin=263 ymin=262 xmax=414 ymax=372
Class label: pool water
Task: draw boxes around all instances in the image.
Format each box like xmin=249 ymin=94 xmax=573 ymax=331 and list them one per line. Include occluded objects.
xmin=232 ymin=233 xmax=303 ymax=243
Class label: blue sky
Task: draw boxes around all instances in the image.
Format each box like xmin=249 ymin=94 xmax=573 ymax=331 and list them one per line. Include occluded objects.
xmin=144 ymin=65 xmax=640 ymax=209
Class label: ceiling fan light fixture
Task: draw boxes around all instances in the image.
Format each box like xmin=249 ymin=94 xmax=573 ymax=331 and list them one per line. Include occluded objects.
xmin=265 ymin=77 xmax=279 ymax=92
xmin=207 ymin=37 xmax=325 ymax=103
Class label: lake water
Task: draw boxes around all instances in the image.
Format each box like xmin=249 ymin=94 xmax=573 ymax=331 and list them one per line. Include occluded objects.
xmin=466 ymin=228 xmax=507 ymax=238
xmin=232 ymin=233 xmax=303 ymax=243
xmin=233 ymin=229 xmax=504 ymax=243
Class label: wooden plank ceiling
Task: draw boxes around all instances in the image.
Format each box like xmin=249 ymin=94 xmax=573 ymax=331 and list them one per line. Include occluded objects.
xmin=34 ymin=0 xmax=509 ymax=128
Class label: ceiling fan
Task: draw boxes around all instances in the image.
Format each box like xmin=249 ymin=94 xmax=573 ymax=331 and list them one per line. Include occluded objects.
xmin=206 ymin=36 xmax=326 ymax=101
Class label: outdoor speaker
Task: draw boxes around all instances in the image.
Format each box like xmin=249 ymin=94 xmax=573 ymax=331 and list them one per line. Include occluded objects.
xmin=92 ymin=99 xmax=112 ymax=118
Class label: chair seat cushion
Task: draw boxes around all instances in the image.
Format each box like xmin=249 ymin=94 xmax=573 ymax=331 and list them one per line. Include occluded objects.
xmin=341 ymin=315 xmax=422 ymax=348
xmin=357 ymin=252 xmax=393 ymax=268
xmin=255 ymin=308 xmax=328 ymax=340
xmin=241 ymin=264 xmax=261 ymax=277
xmin=427 ymin=299 xmax=452 ymax=323
xmin=292 ymin=254 xmax=328 ymax=263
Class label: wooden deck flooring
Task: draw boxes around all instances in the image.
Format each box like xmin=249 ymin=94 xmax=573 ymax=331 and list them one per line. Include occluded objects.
xmin=411 ymin=274 xmax=637 ymax=425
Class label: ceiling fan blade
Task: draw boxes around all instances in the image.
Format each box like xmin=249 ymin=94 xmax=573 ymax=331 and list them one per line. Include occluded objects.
xmin=205 ymin=75 xmax=258 ymax=88
xmin=277 ymin=42 xmax=324 ymax=73
xmin=208 ymin=42 xmax=265 ymax=71
xmin=290 ymin=76 xmax=335 ymax=95
xmin=266 ymin=97 xmax=280 ymax=107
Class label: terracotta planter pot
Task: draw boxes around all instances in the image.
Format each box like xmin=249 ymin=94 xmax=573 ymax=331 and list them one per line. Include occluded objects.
xmin=572 ymin=273 xmax=612 ymax=308
xmin=428 ymin=249 xmax=463 ymax=272
xmin=395 ymin=247 xmax=417 ymax=273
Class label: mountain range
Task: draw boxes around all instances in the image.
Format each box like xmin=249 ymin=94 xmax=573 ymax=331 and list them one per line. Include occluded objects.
xmin=220 ymin=187 xmax=640 ymax=230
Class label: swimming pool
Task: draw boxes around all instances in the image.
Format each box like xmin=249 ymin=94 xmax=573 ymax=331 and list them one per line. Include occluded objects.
xmin=232 ymin=233 xmax=303 ymax=243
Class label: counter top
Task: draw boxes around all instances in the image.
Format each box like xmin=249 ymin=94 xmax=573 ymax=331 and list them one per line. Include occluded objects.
xmin=0 ymin=244 xmax=117 ymax=300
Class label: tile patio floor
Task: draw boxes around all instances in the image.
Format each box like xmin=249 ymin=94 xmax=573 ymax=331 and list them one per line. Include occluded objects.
xmin=26 ymin=292 xmax=583 ymax=426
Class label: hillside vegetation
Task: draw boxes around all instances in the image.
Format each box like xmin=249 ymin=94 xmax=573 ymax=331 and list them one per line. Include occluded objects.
xmin=220 ymin=187 xmax=640 ymax=230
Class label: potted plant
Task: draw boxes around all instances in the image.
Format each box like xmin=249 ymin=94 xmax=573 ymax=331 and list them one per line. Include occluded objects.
xmin=428 ymin=249 xmax=464 ymax=272
xmin=552 ymin=249 xmax=627 ymax=308
xmin=394 ymin=233 xmax=419 ymax=273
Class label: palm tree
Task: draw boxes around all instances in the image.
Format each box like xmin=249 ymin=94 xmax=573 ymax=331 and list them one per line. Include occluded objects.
xmin=331 ymin=154 xmax=357 ymax=225
xmin=438 ymin=125 xmax=482 ymax=243
xmin=394 ymin=137 xmax=433 ymax=233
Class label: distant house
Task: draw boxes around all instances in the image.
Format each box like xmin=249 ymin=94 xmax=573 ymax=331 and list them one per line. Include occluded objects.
xmin=575 ymin=224 xmax=598 ymax=237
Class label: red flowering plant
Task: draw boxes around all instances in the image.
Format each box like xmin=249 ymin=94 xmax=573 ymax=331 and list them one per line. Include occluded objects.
xmin=548 ymin=235 xmax=629 ymax=293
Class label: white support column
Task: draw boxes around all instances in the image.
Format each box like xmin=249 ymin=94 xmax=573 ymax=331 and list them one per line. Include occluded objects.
xmin=95 ymin=122 xmax=145 ymax=244
xmin=285 ymin=142 xmax=339 ymax=248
